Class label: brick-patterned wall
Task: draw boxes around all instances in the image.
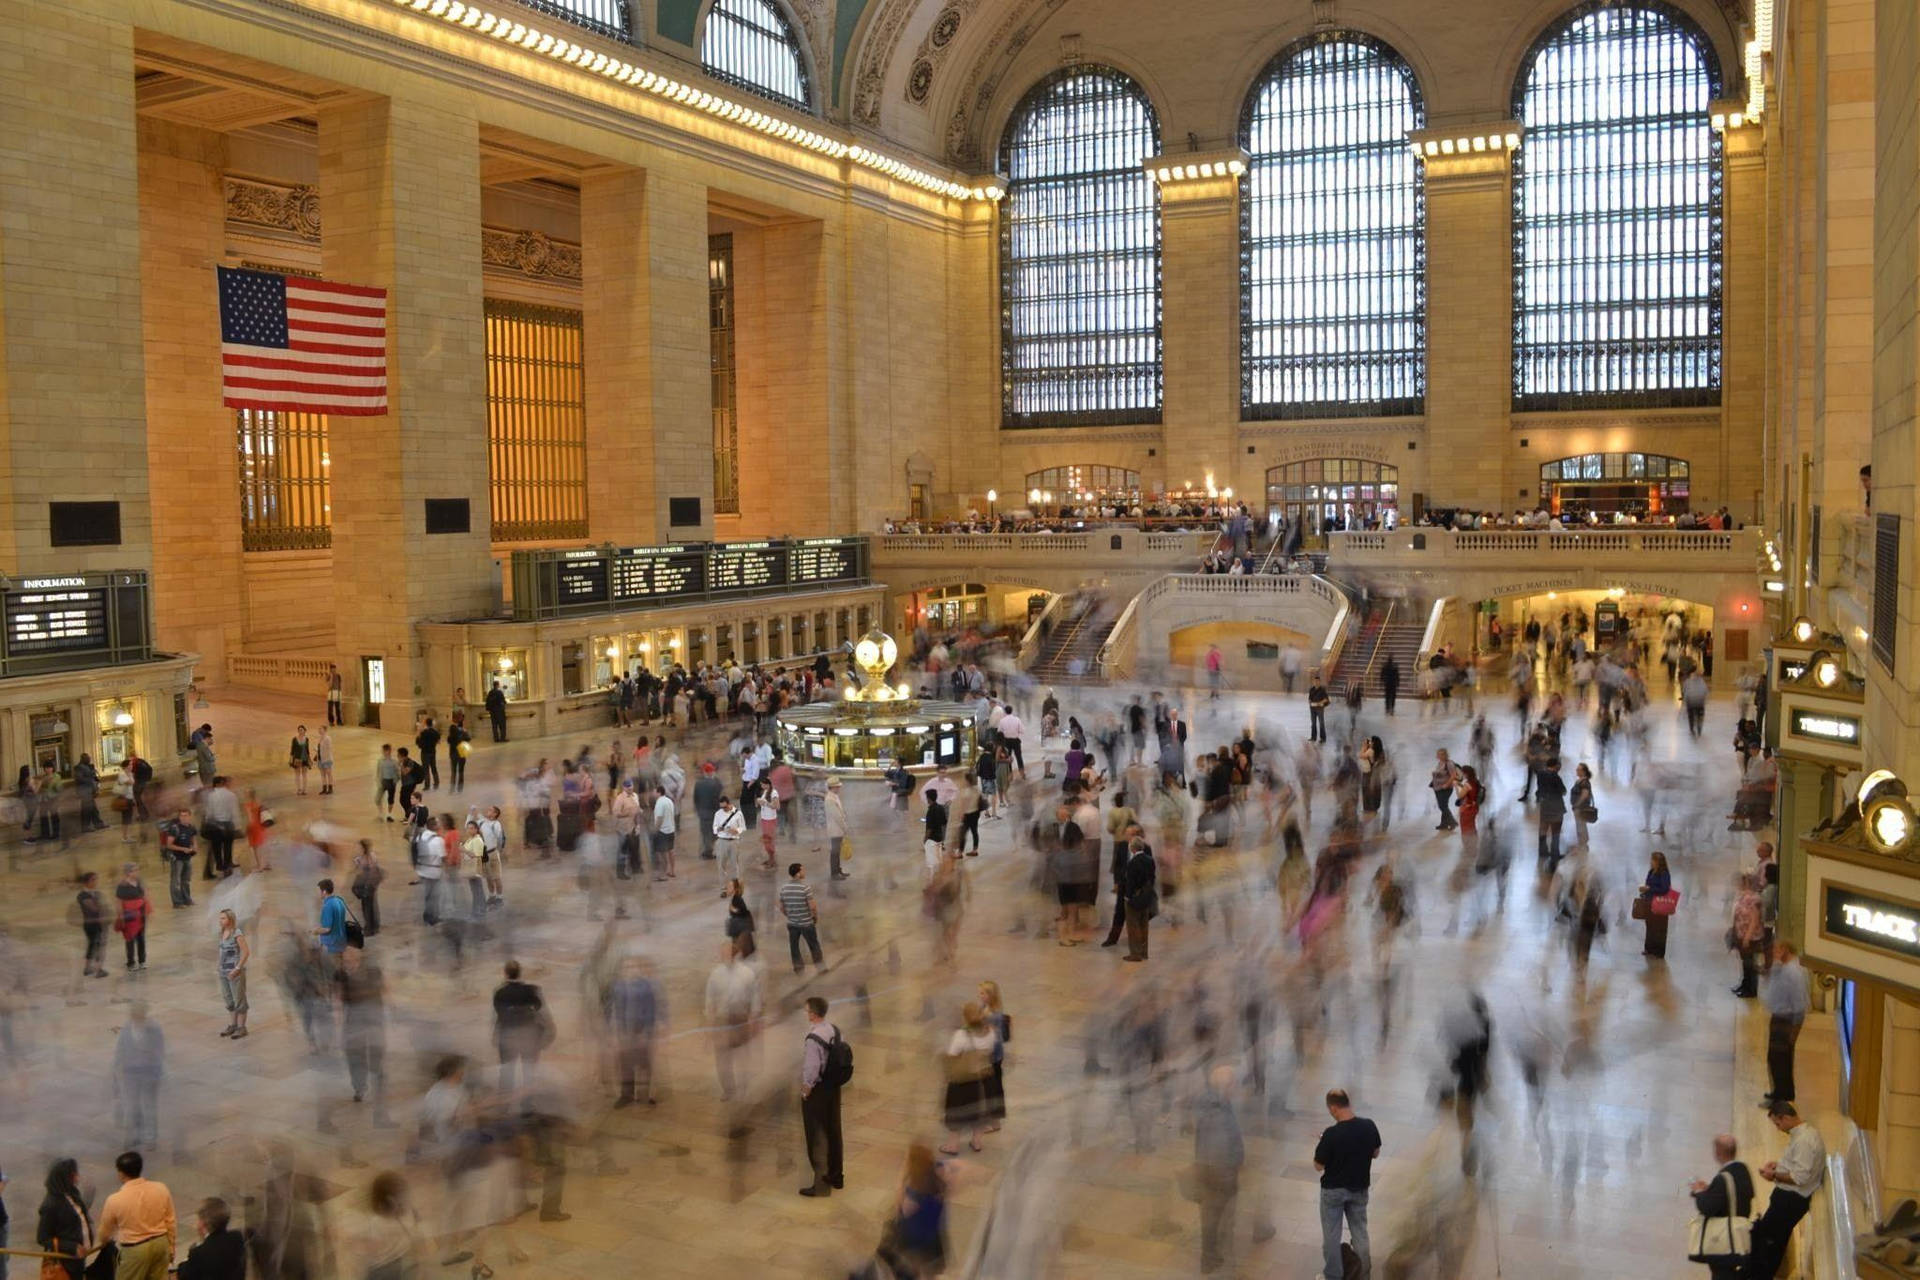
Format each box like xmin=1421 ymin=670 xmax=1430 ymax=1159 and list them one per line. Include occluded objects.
xmin=0 ymin=2 xmax=152 ymax=575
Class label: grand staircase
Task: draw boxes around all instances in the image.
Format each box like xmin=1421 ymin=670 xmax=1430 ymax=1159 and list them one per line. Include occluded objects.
xmin=1326 ymin=600 xmax=1428 ymax=700
xmin=1027 ymin=593 xmax=1120 ymax=684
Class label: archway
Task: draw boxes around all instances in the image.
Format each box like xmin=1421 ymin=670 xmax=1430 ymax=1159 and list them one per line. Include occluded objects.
xmin=1265 ymin=459 xmax=1399 ymax=533
xmin=1024 ymin=464 xmax=1143 ymax=506
xmin=1538 ymin=452 xmax=1690 ymax=517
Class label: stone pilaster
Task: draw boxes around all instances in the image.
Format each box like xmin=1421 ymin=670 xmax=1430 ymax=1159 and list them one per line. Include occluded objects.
xmin=1157 ymin=171 xmax=1240 ymax=495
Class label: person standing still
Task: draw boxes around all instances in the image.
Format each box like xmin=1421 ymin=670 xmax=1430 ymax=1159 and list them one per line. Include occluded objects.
xmin=1313 ymin=1088 xmax=1380 ymax=1280
xmin=1686 ymin=1134 xmax=1753 ymax=1280
xmin=95 ymin=1151 xmax=175 ymax=1280
xmin=1763 ymin=942 xmax=1809 ymax=1106
xmin=493 ymin=959 xmax=547 ymax=1093
xmin=780 ymin=863 xmax=825 ymax=973
xmin=713 ymin=796 xmax=746 ymax=894
xmin=159 ymin=810 xmax=197 ymax=909
xmin=1430 ymin=750 xmax=1461 ymax=832
xmin=1381 ymin=654 xmax=1400 ymax=716
xmin=374 ymin=745 xmax=399 ymax=822
xmin=415 ymin=718 xmax=441 ymax=791
xmin=798 ymin=997 xmax=844 ymax=1197
xmin=1745 ymin=1102 xmax=1825 ymax=1280
xmin=824 ymin=778 xmax=850 ymax=882
xmin=325 ymin=663 xmax=344 ymax=726
xmin=1307 ymin=674 xmax=1329 ymax=743
xmin=485 ymin=680 xmax=509 ymax=742
xmin=1122 ymin=837 xmax=1156 ymax=961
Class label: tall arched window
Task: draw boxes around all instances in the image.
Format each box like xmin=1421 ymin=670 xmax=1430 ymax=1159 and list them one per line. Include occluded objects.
xmin=1000 ymin=67 xmax=1162 ymax=428
xmin=1241 ymin=34 xmax=1425 ymax=419
xmin=526 ymin=0 xmax=633 ymax=42
xmin=1512 ymin=3 xmax=1722 ymax=410
xmin=701 ymin=0 xmax=811 ymax=111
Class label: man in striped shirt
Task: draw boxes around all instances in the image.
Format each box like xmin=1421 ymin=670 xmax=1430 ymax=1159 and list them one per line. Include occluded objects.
xmin=779 ymin=862 xmax=824 ymax=974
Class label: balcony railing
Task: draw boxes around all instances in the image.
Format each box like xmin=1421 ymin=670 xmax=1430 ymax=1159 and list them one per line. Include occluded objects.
xmin=1330 ymin=527 xmax=1753 ymax=561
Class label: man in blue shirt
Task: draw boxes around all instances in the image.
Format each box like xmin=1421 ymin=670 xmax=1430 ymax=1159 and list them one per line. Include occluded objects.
xmin=312 ymin=879 xmax=348 ymax=959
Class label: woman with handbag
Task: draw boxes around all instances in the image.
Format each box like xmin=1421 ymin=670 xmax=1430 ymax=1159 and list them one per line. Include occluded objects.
xmin=1569 ymin=763 xmax=1597 ymax=851
xmin=938 ymin=1003 xmax=998 ymax=1155
xmin=1638 ymin=852 xmax=1676 ymax=959
xmin=34 ymin=1157 xmax=95 ymax=1280
xmin=978 ymin=981 xmax=1009 ymax=1133
xmin=289 ymin=726 xmax=312 ymax=796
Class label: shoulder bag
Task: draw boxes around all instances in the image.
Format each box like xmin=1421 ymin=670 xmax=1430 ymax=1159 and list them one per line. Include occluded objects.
xmin=1686 ymin=1170 xmax=1752 ymax=1261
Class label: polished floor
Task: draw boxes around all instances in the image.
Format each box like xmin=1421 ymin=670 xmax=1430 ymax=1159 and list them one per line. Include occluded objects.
xmin=0 ymin=677 xmax=1802 ymax=1278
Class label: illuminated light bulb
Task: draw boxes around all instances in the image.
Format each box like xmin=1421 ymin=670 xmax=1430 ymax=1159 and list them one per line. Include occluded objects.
xmin=1228 ymin=159 xmax=1246 ymax=175
xmin=1440 ymin=138 xmax=1455 ymax=154
xmin=1424 ymin=140 xmax=1439 ymax=156
xmin=1471 ymin=135 xmax=1487 ymax=151
xmin=1504 ymin=132 xmax=1520 ymax=148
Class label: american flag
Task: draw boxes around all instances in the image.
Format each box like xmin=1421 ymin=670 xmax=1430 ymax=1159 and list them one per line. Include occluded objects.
xmin=218 ymin=266 xmax=389 ymax=416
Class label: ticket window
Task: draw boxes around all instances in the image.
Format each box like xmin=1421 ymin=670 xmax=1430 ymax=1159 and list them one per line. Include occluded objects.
xmin=560 ymin=643 xmax=587 ymax=696
xmin=656 ymin=630 xmax=683 ymax=670
xmin=687 ymin=627 xmax=708 ymax=669
xmin=768 ymin=618 xmax=785 ymax=662
xmin=857 ymin=605 xmax=873 ymax=633
xmin=30 ymin=709 xmax=73 ymax=776
xmin=791 ymin=614 xmax=808 ymax=656
xmin=592 ymin=637 xmax=618 ymax=688
xmin=96 ymin=701 xmax=137 ymax=768
xmin=836 ymin=610 xmax=852 ymax=647
xmin=716 ymin=624 xmax=734 ymax=666
xmin=481 ymin=651 xmax=529 ymax=701
xmin=623 ymin=633 xmax=652 ymax=678
xmin=742 ymin=622 xmax=760 ymax=666
xmin=814 ymin=612 xmax=829 ymax=656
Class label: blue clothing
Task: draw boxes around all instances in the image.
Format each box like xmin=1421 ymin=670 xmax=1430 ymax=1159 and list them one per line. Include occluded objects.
xmin=607 ymin=977 xmax=663 ymax=1036
xmin=1644 ymin=868 xmax=1672 ymax=896
xmin=318 ymin=894 xmax=348 ymax=953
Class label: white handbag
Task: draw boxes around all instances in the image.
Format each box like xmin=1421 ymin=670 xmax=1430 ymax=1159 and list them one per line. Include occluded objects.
xmin=1687 ymin=1171 xmax=1754 ymax=1260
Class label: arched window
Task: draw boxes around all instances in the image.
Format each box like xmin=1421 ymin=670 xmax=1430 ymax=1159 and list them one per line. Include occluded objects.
xmin=525 ymin=0 xmax=633 ymax=42
xmin=1000 ymin=67 xmax=1162 ymax=428
xmin=1241 ymin=34 xmax=1425 ymax=419
xmin=702 ymin=0 xmax=811 ymax=112
xmin=1512 ymin=3 xmax=1722 ymax=410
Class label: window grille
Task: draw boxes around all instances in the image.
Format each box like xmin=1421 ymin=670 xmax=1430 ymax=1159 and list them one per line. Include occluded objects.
xmin=702 ymin=0 xmax=811 ymax=111
xmin=1000 ymin=66 xmax=1162 ymax=428
xmin=1241 ymin=34 xmax=1424 ymax=419
xmin=486 ymin=300 xmax=588 ymax=542
xmin=517 ymin=0 xmax=632 ymax=43
xmin=236 ymin=409 xmax=331 ymax=551
xmin=710 ymin=235 xmax=740 ymax=515
xmin=1512 ymin=2 xmax=1723 ymax=410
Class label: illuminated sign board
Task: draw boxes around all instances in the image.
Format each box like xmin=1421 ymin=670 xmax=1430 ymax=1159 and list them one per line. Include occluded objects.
xmin=0 ymin=570 xmax=152 ymax=676
xmin=1789 ymin=708 xmax=1861 ymax=745
xmin=1825 ymin=886 xmax=1920 ymax=962
xmin=512 ymin=538 xmax=868 ymax=620
xmin=5 ymin=584 xmax=109 ymax=655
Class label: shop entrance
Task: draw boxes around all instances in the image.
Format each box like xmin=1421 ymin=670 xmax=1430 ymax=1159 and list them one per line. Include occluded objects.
xmin=1538 ymin=452 xmax=1690 ymax=518
xmin=1474 ymin=588 xmax=1716 ymax=677
xmin=1265 ymin=459 xmax=1398 ymax=535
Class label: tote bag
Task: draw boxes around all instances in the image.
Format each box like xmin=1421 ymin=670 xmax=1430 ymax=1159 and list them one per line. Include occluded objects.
xmin=1685 ymin=1171 xmax=1753 ymax=1261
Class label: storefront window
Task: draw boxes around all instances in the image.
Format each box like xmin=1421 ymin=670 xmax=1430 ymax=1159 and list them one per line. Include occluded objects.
xmin=95 ymin=700 xmax=137 ymax=768
xmin=481 ymin=650 xmax=529 ymax=701
xmin=30 ymin=709 xmax=73 ymax=775
xmin=592 ymin=636 xmax=617 ymax=688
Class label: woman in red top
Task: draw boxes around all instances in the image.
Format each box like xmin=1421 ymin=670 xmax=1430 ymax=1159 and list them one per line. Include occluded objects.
xmin=112 ymin=864 xmax=152 ymax=969
xmin=1455 ymin=765 xmax=1485 ymax=859
xmin=244 ymin=787 xmax=271 ymax=871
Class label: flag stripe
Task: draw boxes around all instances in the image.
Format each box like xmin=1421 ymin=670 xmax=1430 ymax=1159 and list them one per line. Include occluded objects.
xmin=219 ymin=265 xmax=388 ymax=414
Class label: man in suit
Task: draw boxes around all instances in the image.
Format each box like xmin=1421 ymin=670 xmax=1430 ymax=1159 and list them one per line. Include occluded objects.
xmin=1686 ymin=1134 xmax=1753 ymax=1280
xmin=1122 ymin=837 xmax=1157 ymax=962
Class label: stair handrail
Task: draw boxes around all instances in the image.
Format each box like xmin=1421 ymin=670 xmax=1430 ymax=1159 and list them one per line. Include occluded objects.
xmin=1017 ymin=592 xmax=1071 ymax=667
xmin=1413 ymin=597 xmax=1449 ymax=675
xmin=1353 ymin=599 xmax=1398 ymax=692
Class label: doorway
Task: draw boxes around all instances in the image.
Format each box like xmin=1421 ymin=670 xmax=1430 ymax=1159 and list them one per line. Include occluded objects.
xmin=360 ymin=656 xmax=385 ymax=728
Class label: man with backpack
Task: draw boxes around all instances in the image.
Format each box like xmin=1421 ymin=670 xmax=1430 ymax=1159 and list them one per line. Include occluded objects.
xmin=798 ymin=996 xmax=849 ymax=1197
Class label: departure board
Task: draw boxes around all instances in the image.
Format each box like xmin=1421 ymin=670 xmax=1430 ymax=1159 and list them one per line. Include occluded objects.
xmin=612 ymin=547 xmax=707 ymax=603
xmin=4 ymin=578 xmax=109 ymax=654
xmin=709 ymin=542 xmax=787 ymax=593
xmin=789 ymin=537 xmax=863 ymax=587
xmin=553 ymin=554 xmax=610 ymax=609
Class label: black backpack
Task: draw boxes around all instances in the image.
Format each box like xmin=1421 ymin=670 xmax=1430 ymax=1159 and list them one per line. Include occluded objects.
xmin=810 ymin=1028 xmax=854 ymax=1087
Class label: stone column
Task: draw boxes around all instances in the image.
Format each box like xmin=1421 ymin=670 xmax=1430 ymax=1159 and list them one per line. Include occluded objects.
xmin=1421 ymin=141 xmax=1516 ymax=513
xmin=0 ymin=3 xmax=151 ymax=575
xmin=1157 ymin=170 xmax=1240 ymax=495
xmin=580 ymin=169 xmax=713 ymax=544
xmin=319 ymin=97 xmax=490 ymax=727
xmin=1721 ymin=121 xmax=1770 ymax=526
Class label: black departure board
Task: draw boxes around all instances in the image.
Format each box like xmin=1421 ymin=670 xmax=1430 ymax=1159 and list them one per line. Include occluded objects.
xmin=789 ymin=537 xmax=862 ymax=587
xmin=612 ymin=547 xmax=707 ymax=603
xmin=553 ymin=555 xmax=610 ymax=609
xmin=709 ymin=542 xmax=787 ymax=593
xmin=5 ymin=579 xmax=109 ymax=654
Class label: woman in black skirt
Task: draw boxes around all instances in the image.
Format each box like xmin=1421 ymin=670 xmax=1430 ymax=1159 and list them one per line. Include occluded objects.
xmin=939 ymin=1002 xmax=998 ymax=1155
xmin=978 ymin=980 xmax=1009 ymax=1132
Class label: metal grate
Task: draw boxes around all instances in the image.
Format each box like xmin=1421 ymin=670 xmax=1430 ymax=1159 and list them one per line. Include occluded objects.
xmin=701 ymin=0 xmax=811 ymax=112
xmin=710 ymin=235 xmax=740 ymax=515
xmin=486 ymin=299 xmax=589 ymax=543
xmin=1241 ymin=33 xmax=1425 ymax=420
xmin=1512 ymin=2 xmax=1723 ymax=411
xmin=237 ymin=409 xmax=332 ymax=551
xmin=517 ymin=0 xmax=632 ymax=43
xmin=1874 ymin=513 xmax=1899 ymax=672
xmin=1000 ymin=66 xmax=1162 ymax=428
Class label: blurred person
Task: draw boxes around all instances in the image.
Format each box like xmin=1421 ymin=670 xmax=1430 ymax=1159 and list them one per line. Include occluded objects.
xmin=606 ymin=955 xmax=664 ymax=1108
xmin=350 ymin=840 xmax=383 ymax=937
xmin=1763 ymin=942 xmax=1808 ymax=1107
xmin=241 ymin=788 xmax=270 ymax=873
xmin=95 ymin=1151 xmax=173 ymax=1280
xmin=610 ymin=780 xmax=641 ymax=880
xmin=704 ymin=943 xmax=762 ymax=1101
xmin=939 ymin=1003 xmax=996 ymax=1156
xmin=1443 ymin=994 xmax=1492 ymax=1169
xmin=175 ymin=1198 xmax=244 ymax=1280
xmin=458 ymin=822 xmax=487 ymax=920
xmin=799 ymin=996 xmax=845 ymax=1197
xmin=1730 ymin=874 xmax=1765 ymax=998
xmin=492 ymin=959 xmax=548 ymax=1093
xmin=337 ymin=948 xmax=391 ymax=1122
xmin=978 ymin=981 xmax=1009 ymax=1132
xmin=927 ymin=852 xmax=966 ymax=967
xmin=825 ymin=778 xmax=849 ymax=882
xmin=875 ymin=1144 xmax=948 ymax=1277
xmin=214 ymin=909 xmax=250 ymax=1040
xmin=1191 ymin=1064 xmax=1244 ymax=1275
xmin=1745 ymin=1102 xmax=1825 ymax=1280
xmin=356 ymin=1171 xmax=425 ymax=1280
xmin=725 ymin=887 xmax=756 ymax=960
xmin=1312 ymin=1090 xmax=1380 ymax=1280
xmin=73 ymin=752 xmax=105 ymax=832
xmin=756 ymin=783 xmax=780 ymax=870
xmin=75 ymin=871 xmax=109 ymax=979
xmin=1686 ymin=1134 xmax=1753 ymax=1280
xmin=198 ymin=777 xmax=240 ymax=879
xmin=34 ymin=1158 xmax=93 ymax=1280
xmin=1429 ymin=749 xmax=1460 ymax=831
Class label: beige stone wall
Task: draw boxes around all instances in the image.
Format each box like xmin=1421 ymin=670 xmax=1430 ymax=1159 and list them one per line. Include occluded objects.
xmin=0 ymin=1 xmax=151 ymax=576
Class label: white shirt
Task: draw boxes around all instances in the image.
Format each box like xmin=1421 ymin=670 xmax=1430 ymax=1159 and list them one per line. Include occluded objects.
xmin=998 ymin=713 xmax=1024 ymax=742
xmin=417 ymin=833 xmax=446 ymax=880
xmin=1775 ymin=1122 xmax=1827 ymax=1198
xmin=714 ymin=807 xmax=746 ymax=840
xmin=652 ymin=793 xmax=677 ymax=835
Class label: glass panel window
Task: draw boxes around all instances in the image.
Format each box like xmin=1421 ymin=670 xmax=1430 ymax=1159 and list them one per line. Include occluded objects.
xmin=486 ymin=300 xmax=588 ymax=542
xmin=702 ymin=0 xmax=810 ymax=111
xmin=236 ymin=409 xmax=331 ymax=551
xmin=710 ymin=235 xmax=740 ymax=514
xmin=1000 ymin=67 xmax=1162 ymax=428
xmin=1512 ymin=3 xmax=1723 ymax=409
xmin=1242 ymin=34 xmax=1425 ymax=419
xmin=521 ymin=0 xmax=632 ymax=42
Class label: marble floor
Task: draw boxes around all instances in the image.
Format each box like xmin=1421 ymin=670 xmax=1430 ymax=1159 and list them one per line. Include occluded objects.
xmin=0 ymin=676 xmax=1811 ymax=1279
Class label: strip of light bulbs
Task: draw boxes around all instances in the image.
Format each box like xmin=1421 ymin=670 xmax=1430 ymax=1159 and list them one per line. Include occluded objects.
xmin=1147 ymin=159 xmax=1247 ymax=183
xmin=390 ymin=0 xmax=1000 ymax=202
xmin=1408 ymin=131 xmax=1520 ymax=160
